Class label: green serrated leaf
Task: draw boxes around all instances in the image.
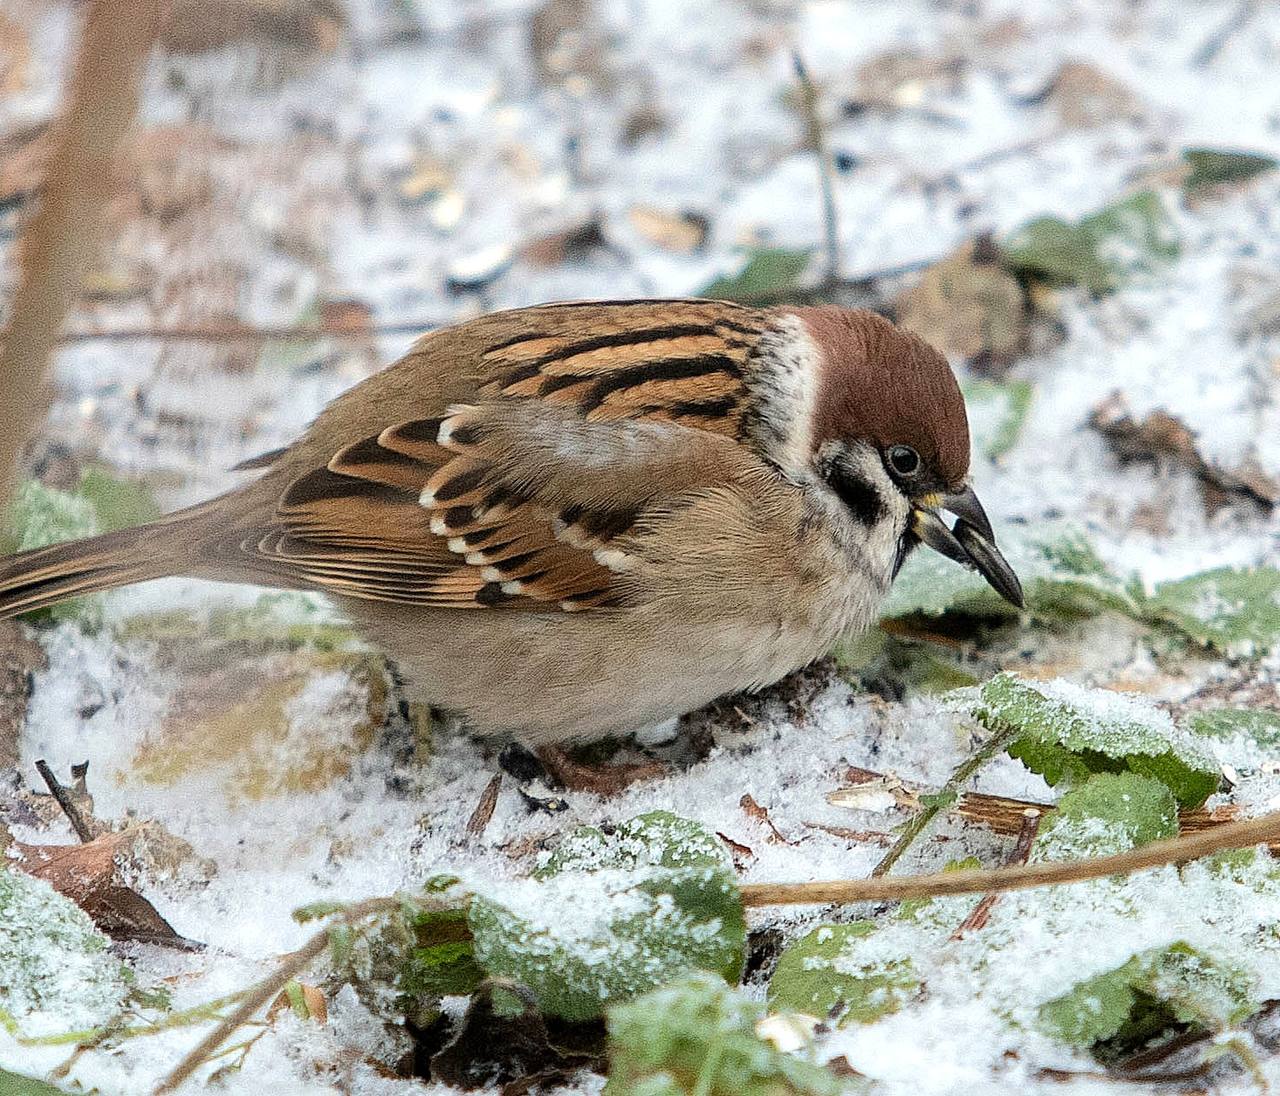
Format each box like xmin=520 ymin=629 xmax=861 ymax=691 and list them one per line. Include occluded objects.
xmin=0 ymin=869 xmax=130 ymax=1033
xmin=470 ymin=864 xmax=744 ymax=1022
xmin=963 ymin=378 xmax=1035 ymax=461
xmin=0 ymin=1070 xmax=72 ymax=1096
xmin=1002 ymin=190 xmax=1179 ymax=294
xmin=701 ymin=247 xmax=811 ymax=302
xmin=1188 ymin=708 xmax=1280 ymax=749
xmin=1034 ymin=772 xmax=1178 ymax=859
xmin=882 ymin=523 xmax=1138 ymax=623
xmin=1040 ymin=942 xmax=1256 ymax=1056
xmin=975 ymin=673 xmax=1219 ymax=808
xmin=605 ymin=972 xmax=851 ymax=1096
xmin=1183 ymin=148 xmax=1278 ymax=191
xmin=538 ymin=810 xmax=731 ymax=877
xmin=767 ymin=921 xmax=918 ymax=1025
xmin=1146 ymin=566 xmax=1280 ymax=657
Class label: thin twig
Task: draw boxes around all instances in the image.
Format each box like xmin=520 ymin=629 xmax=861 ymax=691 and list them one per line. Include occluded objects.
xmin=792 ymin=53 xmax=841 ymax=288
xmin=740 ymin=808 xmax=1280 ymax=907
xmin=154 ymin=896 xmax=402 ymax=1094
xmin=34 ymin=758 xmax=94 ymax=843
xmin=950 ymin=808 xmax=1040 ymax=938
xmin=0 ymin=0 xmax=161 ymax=499
xmin=871 ymin=721 xmax=1023 ymax=877
xmin=1192 ymin=0 xmax=1257 ymax=68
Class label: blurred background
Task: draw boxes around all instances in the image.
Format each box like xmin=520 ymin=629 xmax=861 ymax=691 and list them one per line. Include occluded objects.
xmin=3 ymin=4 xmax=1280 ymax=1092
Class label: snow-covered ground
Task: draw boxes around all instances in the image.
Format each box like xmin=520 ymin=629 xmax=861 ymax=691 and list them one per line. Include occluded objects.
xmin=3 ymin=0 xmax=1280 ymax=1092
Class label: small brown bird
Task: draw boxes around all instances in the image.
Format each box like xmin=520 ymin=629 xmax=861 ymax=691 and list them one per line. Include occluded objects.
xmin=0 ymin=300 xmax=1021 ymax=744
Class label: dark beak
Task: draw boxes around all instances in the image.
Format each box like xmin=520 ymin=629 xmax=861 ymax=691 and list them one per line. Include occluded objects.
xmin=911 ymin=485 xmax=1025 ymax=609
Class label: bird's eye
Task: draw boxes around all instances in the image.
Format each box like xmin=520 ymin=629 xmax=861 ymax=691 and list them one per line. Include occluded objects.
xmin=887 ymin=445 xmax=921 ymax=477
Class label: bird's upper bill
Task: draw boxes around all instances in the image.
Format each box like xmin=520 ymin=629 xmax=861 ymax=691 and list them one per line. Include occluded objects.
xmin=911 ymin=484 xmax=1024 ymax=608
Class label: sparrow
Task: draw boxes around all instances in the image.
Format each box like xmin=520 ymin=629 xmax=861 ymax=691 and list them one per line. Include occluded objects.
xmin=0 ymin=300 xmax=1022 ymax=744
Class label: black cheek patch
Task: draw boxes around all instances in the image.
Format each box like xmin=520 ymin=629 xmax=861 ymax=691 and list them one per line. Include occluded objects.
xmin=827 ymin=466 xmax=885 ymax=527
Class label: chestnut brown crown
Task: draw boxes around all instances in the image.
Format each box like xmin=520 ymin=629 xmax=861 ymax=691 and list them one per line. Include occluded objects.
xmin=790 ymin=306 xmax=971 ymax=492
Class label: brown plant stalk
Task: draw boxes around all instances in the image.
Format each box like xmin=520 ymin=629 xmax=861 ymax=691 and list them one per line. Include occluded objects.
xmin=0 ymin=0 xmax=161 ymax=498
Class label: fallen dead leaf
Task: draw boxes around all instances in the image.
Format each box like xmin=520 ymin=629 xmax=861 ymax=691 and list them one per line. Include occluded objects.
xmin=11 ymin=827 xmax=200 ymax=946
xmin=268 ymin=981 xmax=328 ymax=1024
xmin=895 ymin=236 xmax=1029 ymax=374
xmin=1037 ymin=61 xmax=1146 ymax=129
xmin=1090 ymin=390 xmax=1279 ymax=510
xmin=739 ymin=793 xmax=790 ymax=844
xmin=627 ymin=205 xmax=708 ymax=253
xmin=521 ymin=218 xmax=608 ymax=267
xmin=160 ymin=0 xmax=345 ymax=54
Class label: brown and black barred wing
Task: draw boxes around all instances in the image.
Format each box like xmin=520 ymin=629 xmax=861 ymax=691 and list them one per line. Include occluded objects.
xmin=240 ymin=300 xmax=770 ymax=610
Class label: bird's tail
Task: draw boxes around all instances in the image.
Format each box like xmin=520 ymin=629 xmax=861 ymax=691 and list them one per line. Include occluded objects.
xmin=0 ymin=503 xmax=214 ymax=620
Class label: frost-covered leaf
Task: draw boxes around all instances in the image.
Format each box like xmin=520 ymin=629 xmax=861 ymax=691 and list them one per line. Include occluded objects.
xmin=605 ymin=972 xmax=850 ymax=1096
xmin=1146 ymin=566 xmax=1280 ymax=657
xmin=701 ymin=247 xmax=810 ymax=302
xmin=962 ymin=378 xmax=1034 ymax=461
xmin=1003 ymin=190 xmax=1179 ymax=293
xmin=974 ymin=674 xmax=1219 ymax=807
xmin=1040 ymin=943 xmax=1256 ymax=1055
xmin=1033 ymin=772 xmax=1178 ymax=859
xmin=0 ymin=868 xmax=129 ymax=1034
xmin=1188 ymin=708 xmax=1280 ymax=750
xmin=1183 ymin=148 xmax=1278 ymax=191
xmin=538 ymin=810 xmax=731 ymax=877
xmin=767 ymin=921 xmax=919 ymax=1025
xmin=882 ymin=523 xmax=1137 ymax=622
xmin=471 ymin=813 xmax=744 ymax=1021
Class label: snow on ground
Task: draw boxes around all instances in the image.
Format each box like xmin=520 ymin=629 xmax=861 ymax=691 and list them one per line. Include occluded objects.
xmin=2 ymin=0 xmax=1280 ymax=1092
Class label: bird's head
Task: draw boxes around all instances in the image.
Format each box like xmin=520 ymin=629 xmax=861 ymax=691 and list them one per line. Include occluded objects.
xmin=770 ymin=305 xmax=1023 ymax=608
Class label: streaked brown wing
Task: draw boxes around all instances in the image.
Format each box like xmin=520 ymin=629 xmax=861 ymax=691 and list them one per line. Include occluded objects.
xmin=243 ymin=301 xmax=770 ymax=610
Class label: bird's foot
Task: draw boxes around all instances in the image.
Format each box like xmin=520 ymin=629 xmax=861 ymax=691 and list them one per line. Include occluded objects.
xmin=534 ymin=745 xmax=667 ymax=797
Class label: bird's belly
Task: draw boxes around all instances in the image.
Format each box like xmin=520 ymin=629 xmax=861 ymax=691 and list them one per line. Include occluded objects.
xmin=345 ymin=573 xmax=876 ymax=745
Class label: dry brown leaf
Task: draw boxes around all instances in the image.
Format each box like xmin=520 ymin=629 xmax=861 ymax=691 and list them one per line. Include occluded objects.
xmin=1039 ymin=61 xmax=1146 ymax=129
xmin=268 ymin=982 xmax=328 ymax=1024
xmin=161 ymin=0 xmax=345 ymax=54
xmin=12 ymin=827 xmax=197 ymax=946
xmin=716 ymin=831 xmax=755 ymax=869
xmin=895 ymin=236 xmax=1029 ymax=375
xmin=520 ymin=219 xmax=607 ymax=267
xmin=627 ymin=205 xmax=709 ymax=253
xmin=1090 ymin=390 xmax=1279 ymax=510
xmin=739 ymin=793 xmax=790 ymax=844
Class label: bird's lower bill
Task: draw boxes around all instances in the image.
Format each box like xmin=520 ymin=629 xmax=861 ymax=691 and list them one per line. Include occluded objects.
xmin=903 ymin=486 xmax=1025 ymax=609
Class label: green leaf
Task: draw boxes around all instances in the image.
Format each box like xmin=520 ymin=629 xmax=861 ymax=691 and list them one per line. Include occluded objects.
xmin=470 ymin=865 xmax=744 ymax=1022
xmin=1188 ymin=708 xmax=1280 ymax=750
xmin=471 ymin=813 xmax=744 ymax=1021
xmin=0 ymin=868 xmax=130 ymax=1033
xmin=1033 ymin=772 xmax=1178 ymax=860
xmin=962 ymin=378 xmax=1035 ymax=461
xmin=1183 ymin=148 xmax=1278 ymax=191
xmin=1146 ymin=566 xmax=1280 ymax=657
xmin=1002 ymin=190 xmax=1179 ymax=294
xmin=0 ymin=1070 xmax=72 ymax=1096
xmin=605 ymin=972 xmax=850 ymax=1096
xmin=1040 ymin=943 xmax=1256 ymax=1056
xmin=538 ymin=810 xmax=731 ymax=877
xmin=882 ymin=523 xmax=1138 ymax=623
xmin=767 ymin=921 xmax=919 ymax=1025
xmin=701 ymin=247 xmax=811 ymax=302
xmin=400 ymin=906 xmax=484 ymax=1002
xmin=974 ymin=673 xmax=1219 ymax=808
xmin=75 ymin=465 xmax=161 ymax=533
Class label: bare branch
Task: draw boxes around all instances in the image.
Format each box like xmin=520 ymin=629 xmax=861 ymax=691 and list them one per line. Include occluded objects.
xmin=740 ymin=808 xmax=1280 ymax=907
xmin=0 ymin=0 xmax=162 ymax=499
